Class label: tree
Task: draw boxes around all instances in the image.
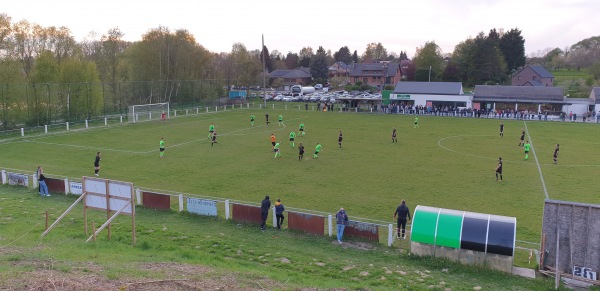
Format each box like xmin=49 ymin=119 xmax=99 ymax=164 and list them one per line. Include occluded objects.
xmin=310 ymin=46 xmax=328 ymax=80
xmin=260 ymin=45 xmax=274 ymax=73
xmin=412 ymin=41 xmax=444 ymax=81
xmin=352 ymin=50 xmax=359 ymax=63
xmin=333 ymin=46 xmax=352 ymax=64
xmin=298 ymin=47 xmax=313 ymax=67
xmin=442 ymin=61 xmax=461 ymax=82
xmin=399 ymin=51 xmax=408 ymax=61
xmin=284 ymin=52 xmax=298 ymax=69
xmin=362 ymin=42 xmax=388 ymax=62
xmin=590 ymin=61 xmax=600 ymax=80
xmin=59 ymin=58 xmax=102 ymax=120
xmin=0 ymin=13 xmax=11 ymax=52
xmin=452 ymin=32 xmax=508 ymax=86
xmin=499 ymin=28 xmax=526 ymax=74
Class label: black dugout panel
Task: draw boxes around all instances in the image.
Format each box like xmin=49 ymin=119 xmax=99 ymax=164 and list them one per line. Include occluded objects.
xmin=486 ymin=220 xmax=515 ymax=256
xmin=460 ymin=216 xmax=488 ymax=252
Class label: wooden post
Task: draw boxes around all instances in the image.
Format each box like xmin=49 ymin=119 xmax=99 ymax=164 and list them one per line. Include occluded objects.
xmin=92 ymin=221 xmax=96 ymax=242
xmin=131 ymin=184 xmax=136 ymax=246
xmin=105 ymin=180 xmax=111 ymax=241
xmin=555 ymin=229 xmax=560 ymax=289
xmin=83 ymin=179 xmax=88 ymax=236
xmin=540 ymin=233 xmax=546 ymax=270
xmin=45 ymin=211 xmax=49 ymax=231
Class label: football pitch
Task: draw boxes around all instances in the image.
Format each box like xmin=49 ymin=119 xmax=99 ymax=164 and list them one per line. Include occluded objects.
xmin=2 ymin=105 xmax=600 ymax=244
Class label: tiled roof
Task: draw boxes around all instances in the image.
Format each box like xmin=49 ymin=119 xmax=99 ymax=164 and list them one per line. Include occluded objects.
xmin=393 ymin=82 xmax=463 ymax=95
xmin=269 ymin=68 xmax=311 ymax=79
xmin=473 ymin=85 xmax=563 ymax=102
xmin=349 ymin=63 xmax=399 ymax=77
xmin=528 ymin=65 xmax=554 ymax=78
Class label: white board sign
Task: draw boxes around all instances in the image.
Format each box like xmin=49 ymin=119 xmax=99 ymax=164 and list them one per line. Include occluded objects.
xmin=85 ymin=194 xmax=107 ymax=210
xmin=109 ymin=197 xmax=133 ymax=214
xmin=187 ymin=198 xmax=217 ymax=216
xmin=84 ymin=179 xmax=106 ymax=195
xmin=69 ymin=182 xmax=83 ymax=195
xmin=108 ymin=181 xmax=133 ymax=199
xmin=573 ymin=266 xmax=597 ymax=280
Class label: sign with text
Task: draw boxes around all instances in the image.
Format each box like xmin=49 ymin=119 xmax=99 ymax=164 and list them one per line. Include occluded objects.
xmin=187 ymin=198 xmax=217 ymax=216
xmin=69 ymin=181 xmax=83 ymax=195
xmin=573 ymin=266 xmax=597 ymax=280
xmin=391 ymin=94 xmax=410 ymax=100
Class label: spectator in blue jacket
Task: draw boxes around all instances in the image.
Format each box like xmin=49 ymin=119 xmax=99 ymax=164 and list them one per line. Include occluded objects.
xmin=336 ymin=207 xmax=348 ymax=244
xmin=275 ymin=199 xmax=285 ymax=229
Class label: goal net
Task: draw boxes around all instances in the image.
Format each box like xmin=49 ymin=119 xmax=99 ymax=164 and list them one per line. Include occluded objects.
xmin=128 ymin=103 xmax=170 ymax=123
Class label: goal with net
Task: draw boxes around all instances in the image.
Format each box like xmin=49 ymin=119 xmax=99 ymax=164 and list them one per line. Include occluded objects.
xmin=128 ymin=103 xmax=170 ymax=123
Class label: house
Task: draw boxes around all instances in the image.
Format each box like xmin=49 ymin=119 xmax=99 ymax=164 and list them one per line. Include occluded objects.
xmin=349 ymin=62 xmax=402 ymax=89
xmin=511 ymin=65 xmax=554 ymax=87
xmin=328 ymin=62 xmax=351 ymax=78
xmin=269 ymin=67 xmax=312 ymax=89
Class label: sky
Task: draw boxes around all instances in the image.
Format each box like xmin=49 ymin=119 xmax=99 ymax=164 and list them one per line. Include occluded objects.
xmin=3 ymin=0 xmax=599 ymax=59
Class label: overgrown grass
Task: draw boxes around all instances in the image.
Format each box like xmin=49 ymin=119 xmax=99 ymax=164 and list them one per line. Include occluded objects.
xmin=0 ymin=187 xmax=566 ymax=289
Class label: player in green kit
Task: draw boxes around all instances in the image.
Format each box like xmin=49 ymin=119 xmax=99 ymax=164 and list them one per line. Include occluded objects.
xmin=314 ymin=142 xmax=322 ymax=159
xmin=209 ymin=123 xmax=215 ymax=138
xmin=524 ymin=140 xmax=531 ymax=160
xmin=159 ymin=137 xmax=165 ymax=158
xmin=289 ymin=131 xmax=296 ymax=147
xmin=414 ymin=117 xmax=419 ymax=128
xmin=273 ymin=142 xmax=281 ymax=158
xmin=299 ymin=122 xmax=305 ymax=136
xmin=250 ymin=115 xmax=255 ymax=127
xmin=278 ymin=114 xmax=285 ymax=127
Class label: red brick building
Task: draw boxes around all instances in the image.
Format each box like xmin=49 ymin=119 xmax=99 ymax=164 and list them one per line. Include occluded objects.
xmin=349 ymin=62 xmax=402 ymax=90
xmin=511 ymin=65 xmax=554 ymax=87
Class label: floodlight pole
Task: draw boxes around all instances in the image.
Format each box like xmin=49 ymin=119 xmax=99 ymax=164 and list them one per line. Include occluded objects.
xmin=262 ymin=34 xmax=267 ymax=108
xmin=428 ymin=66 xmax=432 ymax=82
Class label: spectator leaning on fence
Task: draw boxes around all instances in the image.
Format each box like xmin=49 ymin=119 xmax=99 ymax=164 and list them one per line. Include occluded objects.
xmin=336 ymin=208 xmax=348 ymax=244
xmin=37 ymin=166 xmax=50 ymax=197
xmin=275 ymin=199 xmax=285 ymax=229
xmin=260 ymin=196 xmax=271 ymax=231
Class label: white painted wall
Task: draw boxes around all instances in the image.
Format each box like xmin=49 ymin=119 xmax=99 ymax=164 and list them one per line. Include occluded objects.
xmin=391 ymin=94 xmax=472 ymax=107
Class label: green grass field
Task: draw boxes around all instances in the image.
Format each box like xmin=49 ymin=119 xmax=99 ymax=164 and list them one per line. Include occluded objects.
xmin=0 ymin=186 xmax=564 ymax=290
xmin=3 ymin=105 xmax=598 ymax=289
xmin=3 ymin=105 xmax=600 ymax=244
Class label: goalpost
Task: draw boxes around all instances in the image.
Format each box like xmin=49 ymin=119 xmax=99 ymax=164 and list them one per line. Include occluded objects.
xmin=128 ymin=102 xmax=170 ymax=123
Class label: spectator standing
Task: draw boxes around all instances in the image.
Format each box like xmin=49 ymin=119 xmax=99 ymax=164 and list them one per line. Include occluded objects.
xmin=393 ymin=200 xmax=411 ymax=239
xmin=37 ymin=166 xmax=50 ymax=197
xmin=335 ymin=207 xmax=348 ymax=244
xmin=275 ymin=199 xmax=285 ymax=229
xmin=260 ymin=196 xmax=271 ymax=230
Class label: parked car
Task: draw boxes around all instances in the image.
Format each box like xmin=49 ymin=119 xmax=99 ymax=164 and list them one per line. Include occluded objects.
xmin=274 ymin=95 xmax=284 ymax=101
xmin=314 ymin=84 xmax=323 ymax=90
